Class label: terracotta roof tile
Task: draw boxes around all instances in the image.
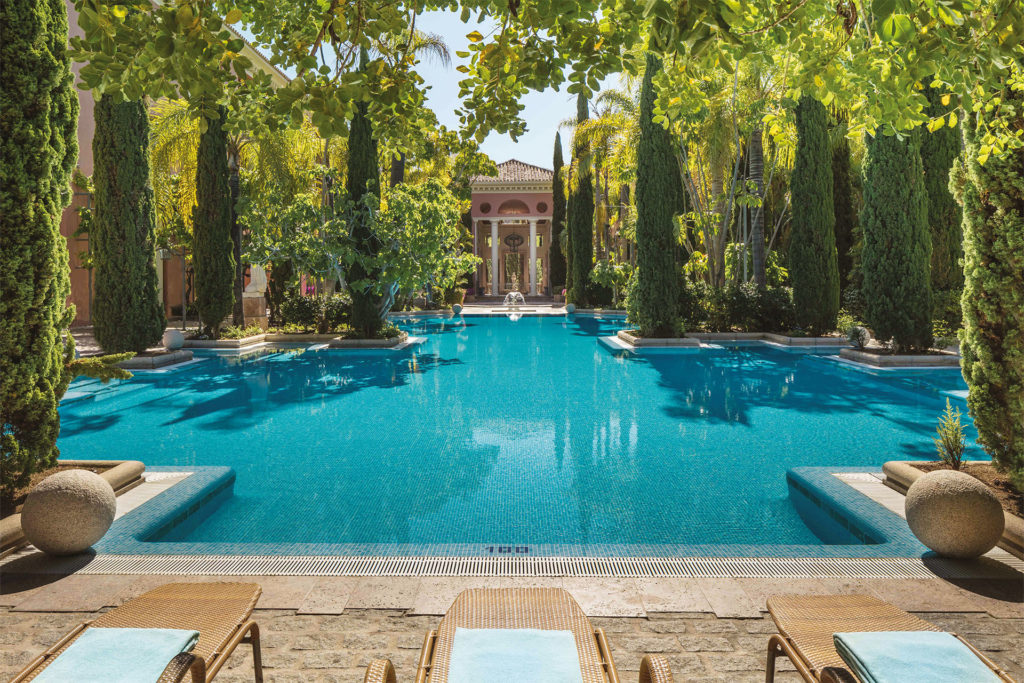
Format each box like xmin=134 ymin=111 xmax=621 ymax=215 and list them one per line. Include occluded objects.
xmin=472 ymin=159 xmax=553 ymax=184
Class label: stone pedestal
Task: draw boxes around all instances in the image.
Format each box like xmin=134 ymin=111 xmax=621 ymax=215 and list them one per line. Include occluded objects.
xmin=243 ymin=291 xmax=268 ymax=329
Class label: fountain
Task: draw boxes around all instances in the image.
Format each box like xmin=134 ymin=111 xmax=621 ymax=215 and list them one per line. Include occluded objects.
xmin=503 ymin=285 xmax=526 ymax=308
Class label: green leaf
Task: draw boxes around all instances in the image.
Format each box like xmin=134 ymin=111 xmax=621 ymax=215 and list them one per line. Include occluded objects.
xmin=467 ymin=31 xmax=483 ymax=42
xmin=872 ymin=0 xmax=896 ymax=20
xmin=155 ymin=35 xmax=174 ymax=58
xmin=225 ymin=8 xmax=242 ymax=23
xmin=880 ymin=14 xmax=915 ymax=43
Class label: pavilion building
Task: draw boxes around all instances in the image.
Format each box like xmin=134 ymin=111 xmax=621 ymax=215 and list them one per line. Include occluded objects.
xmin=469 ymin=159 xmax=556 ymax=298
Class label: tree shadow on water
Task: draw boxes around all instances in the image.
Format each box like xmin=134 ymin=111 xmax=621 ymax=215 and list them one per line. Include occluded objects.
xmin=159 ymin=351 xmax=464 ymax=428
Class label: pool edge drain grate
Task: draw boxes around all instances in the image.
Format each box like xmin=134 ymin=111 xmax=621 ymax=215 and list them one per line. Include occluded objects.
xmin=15 ymin=553 xmax=1021 ymax=579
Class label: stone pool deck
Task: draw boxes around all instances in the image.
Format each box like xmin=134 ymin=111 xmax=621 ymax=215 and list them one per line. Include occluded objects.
xmin=1 ymin=572 xmax=1022 ymax=681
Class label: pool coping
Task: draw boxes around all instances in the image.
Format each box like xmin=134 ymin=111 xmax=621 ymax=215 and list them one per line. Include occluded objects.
xmin=32 ymin=465 xmax=1009 ymax=579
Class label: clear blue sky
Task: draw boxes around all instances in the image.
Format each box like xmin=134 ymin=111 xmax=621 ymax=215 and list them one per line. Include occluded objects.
xmin=415 ymin=10 xmax=574 ymax=170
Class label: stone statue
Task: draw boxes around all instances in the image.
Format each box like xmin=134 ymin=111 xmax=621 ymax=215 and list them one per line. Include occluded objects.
xmin=245 ymin=264 xmax=268 ymax=294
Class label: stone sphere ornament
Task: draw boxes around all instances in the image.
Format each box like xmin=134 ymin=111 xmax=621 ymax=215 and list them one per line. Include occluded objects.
xmin=162 ymin=328 xmax=185 ymax=350
xmin=565 ymin=303 xmax=576 ymax=314
xmin=452 ymin=303 xmax=463 ymax=315
xmin=905 ymin=470 xmax=1004 ymax=558
xmin=21 ymin=470 xmax=117 ymax=555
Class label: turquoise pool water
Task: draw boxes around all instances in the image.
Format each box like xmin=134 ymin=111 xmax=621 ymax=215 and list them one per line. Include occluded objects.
xmin=59 ymin=315 xmax=979 ymax=554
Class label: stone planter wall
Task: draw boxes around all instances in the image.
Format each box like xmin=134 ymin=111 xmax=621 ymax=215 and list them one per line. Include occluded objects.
xmin=0 ymin=460 xmax=145 ymax=556
xmin=840 ymin=348 xmax=960 ymax=367
xmin=883 ymin=460 xmax=1023 ymax=559
xmin=616 ymin=330 xmax=701 ymax=348
xmin=116 ymin=350 xmax=193 ymax=369
xmin=328 ymin=332 xmax=409 ymax=348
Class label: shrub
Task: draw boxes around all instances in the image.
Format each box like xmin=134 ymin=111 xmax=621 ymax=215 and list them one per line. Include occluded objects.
xmin=847 ymin=325 xmax=870 ymax=349
xmin=696 ymin=283 xmax=794 ymax=333
xmin=678 ymin=278 xmax=706 ymax=330
xmin=441 ymin=287 xmax=465 ymax=307
xmin=279 ymin=292 xmax=351 ymax=333
xmin=754 ymin=286 xmax=796 ymax=332
xmin=932 ymin=288 xmax=963 ymax=328
xmin=934 ymin=399 xmax=966 ymax=471
xmin=220 ymin=323 xmax=264 ymax=339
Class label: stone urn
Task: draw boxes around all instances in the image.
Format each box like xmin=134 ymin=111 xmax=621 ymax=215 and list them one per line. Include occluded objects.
xmin=21 ymin=470 xmax=117 ymax=555
xmin=452 ymin=303 xmax=463 ymax=315
xmin=905 ymin=470 xmax=1004 ymax=558
xmin=565 ymin=303 xmax=576 ymax=314
xmin=163 ymin=328 xmax=185 ymax=350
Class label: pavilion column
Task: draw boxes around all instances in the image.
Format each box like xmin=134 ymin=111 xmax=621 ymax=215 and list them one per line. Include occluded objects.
xmin=490 ymin=221 xmax=499 ymax=295
xmin=529 ymin=219 xmax=538 ymax=296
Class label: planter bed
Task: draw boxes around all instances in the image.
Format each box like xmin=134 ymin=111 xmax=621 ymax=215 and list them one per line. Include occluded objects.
xmin=263 ymin=333 xmax=342 ymax=343
xmin=840 ymin=347 xmax=960 ymax=367
xmin=882 ymin=460 xmax=1023 ymax=559
xmin=685 ymin=332 xmax=847 ymax=346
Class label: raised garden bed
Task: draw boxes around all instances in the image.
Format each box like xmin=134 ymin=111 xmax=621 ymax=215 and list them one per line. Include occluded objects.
xmin=883 ymin=460 xmax=1023 ymax=559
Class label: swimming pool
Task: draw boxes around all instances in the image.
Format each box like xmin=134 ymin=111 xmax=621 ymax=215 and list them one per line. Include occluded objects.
xmin=59 ymin=314 xmax=978 ymax=556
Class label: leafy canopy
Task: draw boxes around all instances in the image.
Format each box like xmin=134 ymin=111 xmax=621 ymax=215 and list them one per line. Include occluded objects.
xmin=70 ymin=0 xmax=1024 ymax=153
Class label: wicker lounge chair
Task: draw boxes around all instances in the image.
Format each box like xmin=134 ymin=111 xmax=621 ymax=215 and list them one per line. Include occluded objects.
xmin=364 ymin=587 xmax=673 ymax=683
xmin=12 ymin=581 xmax=263 ymax=683
xmin=765 ymin=593 xmax=1014 ymax=683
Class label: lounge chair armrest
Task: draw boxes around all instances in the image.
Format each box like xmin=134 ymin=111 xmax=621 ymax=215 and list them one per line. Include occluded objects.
xmin=364 ymin=658 xmax=397 ymax=683
xmin=639 ymin=654 xmax=674 ymax=683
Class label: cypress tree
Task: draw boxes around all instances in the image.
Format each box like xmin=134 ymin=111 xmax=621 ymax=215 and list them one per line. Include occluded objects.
xmin=832 ymin=131 xmax=857 ymax=289
xmin=951 ymin=91 xmax=1024 ymax=489
xmin=91 ymin=97 xmax=165 ymax=352
xmin=346 ymin=54 xmax=382 ymax=337
xmin=1 ymin=0 xmax=79 ymax=499
xmin=627 ymin=52 xmax=679 ymax=337
xmin=566 ymin=94 xmax=594 ymax=306
xmin=549 ymin=132 xmax=567 ymax=291
xmin=921 ymin=87 xmax=963 ymax=293
xmin=192 ymin=106 xmax=235 ymax=336
xmin=789 ymin=95 xmax=840 ymax=334
xmin=860 ymin=130 xmax=932 ymax=351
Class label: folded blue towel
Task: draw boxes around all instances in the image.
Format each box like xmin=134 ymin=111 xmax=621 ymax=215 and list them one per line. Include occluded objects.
xmin=834 ymin=631 xmax=1001 ymax=683
xmin=448 ymin=627 xmax=584 ymax=683
xmin=35 ymin=627 xmax=200 ymax=683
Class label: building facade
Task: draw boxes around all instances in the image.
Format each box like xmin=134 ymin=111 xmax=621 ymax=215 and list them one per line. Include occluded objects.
xmin=469 ymin=160 xmax=555 ymax=297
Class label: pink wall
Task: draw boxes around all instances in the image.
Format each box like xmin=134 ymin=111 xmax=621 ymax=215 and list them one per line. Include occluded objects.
xmin=471 ymin=191 xmax=552 ymax=218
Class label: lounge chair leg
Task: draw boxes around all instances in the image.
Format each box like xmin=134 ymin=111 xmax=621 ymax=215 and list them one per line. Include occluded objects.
xmin=765 ymin=635 xmax=781 ymax=683
xmin=248 ymin=623 xmax=264 ymax=683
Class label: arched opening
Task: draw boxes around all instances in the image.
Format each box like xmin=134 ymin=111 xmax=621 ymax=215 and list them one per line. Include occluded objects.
xmin=497 ymin=199 xmax=530 ymax=215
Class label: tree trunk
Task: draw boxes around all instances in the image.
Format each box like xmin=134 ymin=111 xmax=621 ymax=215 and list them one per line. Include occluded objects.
xmin=390 ymin=152 xmax=405 ymax=187
xmin=228 ymin=146 xmax=244 ymax=325
xmin=749 ymin=129 xmax=766 ymax=287
xmin=710 ymin=169 xmax=725 ymax=287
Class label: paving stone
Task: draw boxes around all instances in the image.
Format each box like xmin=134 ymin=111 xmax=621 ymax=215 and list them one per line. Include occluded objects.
xmin=696 ymin=579 xmax=762 ymax=618
xmin=637 ymin=578 xmax=713 ymax=613
xmin=562 ymin=578 xmax=644 ymax=617
xmin=297 ymin=577 xmax=358 ymax=614
xmin=346 ymin=577 xmax=420 ymax=610
xmin=11 ymin=574 xmax=129 ymax=612
xmin=410 ymin=577 xmax=503 ymax=615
